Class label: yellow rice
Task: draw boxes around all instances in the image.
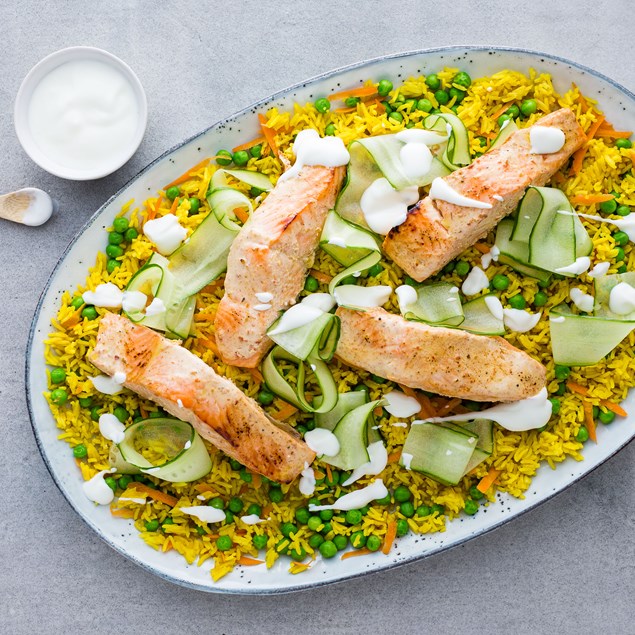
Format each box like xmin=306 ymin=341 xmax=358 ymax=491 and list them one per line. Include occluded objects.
xmin=44 ymin=68 xmax=635 ymax=582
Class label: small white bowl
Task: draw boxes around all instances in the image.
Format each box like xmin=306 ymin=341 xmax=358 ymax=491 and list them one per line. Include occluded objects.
xmin=14 ymin=46 xmax=148 ymax=181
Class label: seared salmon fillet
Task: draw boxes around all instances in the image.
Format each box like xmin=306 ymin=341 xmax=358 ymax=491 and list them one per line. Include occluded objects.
xmin=214 ymin=165 xmax=345 ymax=368
xmin=383 ymin=108 xmax=586 ymax=281
xmin=89 ymin=313 xmax=315 ymax=482
xmin=335 ymin=307 xmax=546 ymax=402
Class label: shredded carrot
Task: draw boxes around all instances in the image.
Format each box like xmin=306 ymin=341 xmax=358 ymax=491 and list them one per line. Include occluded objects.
xmin=129 ymin=484 xmax=178 ymax=507
xmin=201 ymin=278 xmax=225 ymax=295
xmin=309 ymin=268 xmax=333 ymax=284
xmin=381 ymin=520 xmax=398 ymax=555
xmin=491 ymin=104 xmax=511 ymax=120
xmin=438 ymin=397 xmax=462 ymax=416
xmin=373 ymin=99 xmax=386 ymax=114
xmin=232 ymin=135 xmax=266 ymax=153
xmin=570 ymin=115 xmax=606 ymax=176
xmin=110 ymin=507 xmax=135 ymax=519
xmin=274 ymin=402 xmax=298 ymax=420
xmin=234 ymin=206 xmax=249 ymax=224
xmin=168 ymin=196 xmax=179 ymax=214
xmin=551 ymin=171 xmax=566 ymax=184
xmin=586 ymin=115 xmax=606 ymax=140
xmin=198 ymin=338 xmax=220 ymax=356
xmin=566 ymin=380 xmax=588 ymax=396
xmin=599 ymin=400 xmax=627 ymax=417
xmin=237 ymin=556 xmax=264 ymax=566
xmin=328 ymin=85 xmax=378 ymax=101
xmin=139 ymin=406 xmax=148 ymax=419
xmin=334 ymin=106 xmax=358 ymax=114
xmin=164 ymin=158 xmax=212 ymax=189
xmin=146 ymin=196 xmax=163 ymax=222
xmin=325 ymin=463 xmax=333 ymax=483
xmin=261 ymin=505 xmax=272 ymax=517
xmin=474 ymin=243 xmax=490 ymax=254
xmin=194 ymin=310 xmax=217 ymax=322
xmin=595 ymin=129 xmax=633 ymax=139
xmin=60 ymin=311 xmax=81 ymax=329
xmin=569 ymin=193 xmax=615 ymax=205
xmin=194 ymin=483 xmax=216 ymax=494
xmin=387 ymin=450 xmax=402 ymax=464
xmin=258 ymin=114 xmax=279 ymax=158
xmin=574 ymin=85 xmax=589 ymax=113
xmin=162 ymin=538 xmax=173 ymax=553
xmin=583 ymin=400 xmax=598 ymax=443
xmin=313 ymin=470 xmax=325 ymax=480
xmin=251 ymin=473 xmax=262 ymax=489
xmin=477 ymin=467 xmax=501 ymax=494
xmin=247 ymin=366 xmax=264 ymax=384
xmin=341 ymin=548 xmax=371 ymax=560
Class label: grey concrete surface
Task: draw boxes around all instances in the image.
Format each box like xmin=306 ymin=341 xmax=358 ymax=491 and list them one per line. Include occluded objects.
xmin=1 ymin=1 xmax=634 ymax=633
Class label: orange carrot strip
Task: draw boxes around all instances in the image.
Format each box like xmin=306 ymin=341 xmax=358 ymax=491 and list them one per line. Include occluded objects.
xmin=381 ymin=520 xmax=398 ymax=555
xmin=232 ymin=136 xmax=266 ymax=153
xmin=164 ymin=158 xmax=212 ymax=189
xmin=595 ymin=129 xmax=633 ymax=139
xmin=438 ymin=397 xmax=462 ymax=416
xmin=325 ymin=463 xmax=333 ymax=483
xmin=129 ymin=484 xmax=178 ymax=507
xmin=194 ymin=483 xmax=216 ymax=494
xmin=198 ymin=338 xmax=220 ymax=356
xmin=139 ymin=406 xmax=148 ymax=419
xmin=110 ymin=507 xmax=136 ymax=519
xmin=312 ymin=470 xmax=325 ymax=480
xmin=570 ymin=115 xmax=606 ymax=176
xmin=599 ymin=400 xmax=627 ymax=417
xmin=247 ymin=367 xmax=264 ymax=384
xmin=234 ymin=206 xmax=249 ymax=224
xmin=309 ymin=269 xmax=333 ymax=284
xmin=169 ymin=197 xmax=179 ymax=214
xmin=328 ymin=85 xmax=378 ymax=101
xmin=251 ymin=473 xmax=262 ymax=489
xmin=341 ymin=548 xmax=371 ymax=560
xmin=551 ymin=171 xmax=566 ymax=184
xmin=569 ymin=193 xmax=615 ymax=204
xmin=194 ymin=310 xmax=216 ymax=322
xmin=583 ymin=401 xmax=597 ymax=443
xmin=60 ymin=311 xmax=81 ymax=329
xmin=586 ymin=115 xmax=606 ymax=140
xmin=238 ymin=556 xmax=264 ymax=566
xmin=474 ymin=243 xmax=490 ymax=254
xmin=373 ymin=99 xmax=386 ymax=114
xmin=491 ymin=104 xmax=511 ymax=119
xmin=274 ymin=402 xmax=299 ymax=420
xmin=201 ymin=279 xmax=225 ymax=295
xmin=566 ymin=381 xmax=588 ymax=396
xmin=258 ymin=114 xmax=279 ymax=158
xmin=334 ymin=106 xmax=358 ymax=114
xmin=477 ymin=467 xmax=501 ymax=494
xmin=387 ymin=450 xmax=402 ymax=464
xmin=147 ymin=196 xmax=163 ymax=222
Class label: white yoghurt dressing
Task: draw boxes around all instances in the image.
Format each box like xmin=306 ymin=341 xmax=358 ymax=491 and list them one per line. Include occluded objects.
xmin=98 ymin=413 xmax=125 ymax=443
xmin=529 ymin=126 xmax=566 ymax=154
xmin=333 ymin=284 xmax=392 ymax=309
xmin=570 ymin=288 xmax=595 ymax=313
xmin=12 ymin=188 xmax=54 ymax=226
xmin=342 ymin=442 xmax=388 ymax=486
xmin=253 ymin=304 xmax=272 ymax=312
xmin=180 ymin=506 xmax=226 ymax=523
xmin=560 ymin=210 xmax=635 ymax=244
xmin=83 ymin=468 xmax=117 ymax=505
xmin=492 ymin=194 xmax=504 ymax=202
xmin=555 ymin=256 xmax=591 ymax=275
xmin=401 ymin=452 xmax=414 ymax=470
xmin=461 ymin=266 xmax=489 ymax=296
xmin=395 ymin=128 xmax=448 ymax=146
xmin=82 ymin=282 xmax=123 ymax=308
xmin=429 ymin=178 xmax=493 ymax=209
xmin=480 ymin=245 xmax=500 ymax=270
xmin=279 ymin=129 xmax=350 ymax=181
xmin=27 ymin=59 xmax=141 ymax=173
xmin=609 ymin=282 xmax=635 ymax=315
xmin=587 ymin=262 xmax=611 ymax=278
xmin=308 ymin=479 xmax=389 ymax=511
xmin=255 ymin=292 xmax=273 ymax=303
xmin=399 ymin=141 xmax=433 ymax=180
xmin=383 ymin=390 xmax=421 ymax=418
xmin=299 ymin=463 xmax=316 ymax=496
xmin=503 ymin=308 xmax=541 ymax=332
xmin=143 ymin=214 xmax=187 ymax=255
xmin=395 ymin=285 xmax=418 ymax=313
xmin=415 ymin=387 xmax=552 ymax=432
xmin=240 ymin=514 xmax=265 ymax=525
xmin=550 ymin=316 xmax=566 ymax=323
xmin=485 ymin=296 xmax=504 ymax=320
xmin=90 ymin=371 xmax=126 ymax=395
xmin=268 ymin=294 xmax=334 ymax=335
xmin=360 ymin=177 xmax=419 ymax=235
xmin=121 ymin=290 xmax=147 ymax=313
xmin=145 ymin=297 xmax=166 ymax=316
xmin=304 ymin=428 xmax=340 ymax=457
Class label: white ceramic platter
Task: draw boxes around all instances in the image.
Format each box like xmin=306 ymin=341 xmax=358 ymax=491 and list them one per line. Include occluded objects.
xmin=26 ymin=46 xmax=635 ymax=594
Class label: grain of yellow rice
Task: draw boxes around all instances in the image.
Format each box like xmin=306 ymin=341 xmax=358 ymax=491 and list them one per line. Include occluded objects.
xmin=44 ymin=68 xmax=635 ymax=582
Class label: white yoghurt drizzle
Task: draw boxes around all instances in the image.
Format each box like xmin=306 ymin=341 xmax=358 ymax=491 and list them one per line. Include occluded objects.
xmin=395 ymin=285 xmax=418 ymax=313
xmin=255 ymin=292 xmax=273 ymax=303
xmin=413 ymin=387 xmax=551 ymax=432
xmin=485 ymin=296 xmax=504 ymax=320
xmin=587 ymin=262 xmax=611 ymax=278
xmin=240 ymin=514 xmax=265 ymax=525
xmin=143 ymin=214 xmax=188 ymax=255
xmin=145 ymin=297 xmax=166 ymax=316
xmin=503 ymin=308 xmax=542 ymax=332
xmin=395 ymin=128 xmax=449 ymax=147
xmin=429 ymin=177 xmax=493 ymax=209
xmin=299 ymin=463 xmax=317 ymax=496
xmin=16 ymin=188 xmax=55 ymax=226
xmin=529 ymin=126 xmax=566 ymax=154
xmin=268 ymin=293 xmax=335 ymax=335
xmin=480 ymin=245 xmax=500 ymax=270
xmin=461 ymin=266 xmax=489 ymax=296
xmin=609 ymin=282 xmax=635 ymax=315
xmin=90 ymin=371 xmax=126 ymax=395
xmin=98 ymin=413 xmax=125 ymax=443
xmin=360 ymin=177 xmax=419 ymax=234
xmin=121 ymin=290 xmax=147 ymax=313
xmin=253 ymin=304 xmax=272 ymax=312
xmin=83 ymin=468 xmax=117 ymax=505
xmin=559 ymin=209 xmax=635 ymax=244
xmin=555 ymin=256 xmax=591 ymax=275
xmin=569 ymin=288 xmax=595 ymax=313
xmin=82 ymin=282 xmax=124 ymax=308
xmin=401 ymin=452 xmax=414 ymax=470
xmin=333 ymin=284 xmax=392 ymax=309
xmin=180 ymin=506 xmax=226 ymax=523
xmin=341 ymin=442 xmax=388 ymax=486
xmin=383 ymin=390 xmax=421 ymax=418
xmin=279 ymin=129 xmax=350 ymax=182
xmin=304 ymin=428 xmax=340 ymax=457
xmin=119 ymin=497 xmax=147 ymax=505
xmin=308 ymin=479 xmax=389 ymax=511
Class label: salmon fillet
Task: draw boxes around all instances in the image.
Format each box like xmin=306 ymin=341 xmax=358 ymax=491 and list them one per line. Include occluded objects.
xmin=383 ymin=108 xmax=586 ymax=281
xmin=89 ymin=313 xmax=315 ymax=482
xmin=335 ymin=307 xmax=546 ymax=402
xmin=215 ymin=165 xmax=345 ymax=368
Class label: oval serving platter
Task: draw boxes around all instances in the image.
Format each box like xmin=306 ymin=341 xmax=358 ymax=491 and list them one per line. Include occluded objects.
xmin=26 ymin=46 xmax=635 ymax=594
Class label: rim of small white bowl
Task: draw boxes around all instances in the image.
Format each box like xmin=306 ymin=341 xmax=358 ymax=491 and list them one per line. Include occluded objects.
xmin=14 ymin=46 xmax=148 ymax=181
xmin=25 ymin=45 xmax=635 ymax=595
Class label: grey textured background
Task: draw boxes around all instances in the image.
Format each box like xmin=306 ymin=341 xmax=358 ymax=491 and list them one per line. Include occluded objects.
xmin=1 ymin=1 xmax=634 ymax=633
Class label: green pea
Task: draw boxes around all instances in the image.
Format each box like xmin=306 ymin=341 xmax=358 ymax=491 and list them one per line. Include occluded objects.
xmin=368 ymin=263 xmax=383 ymax=277
xmin=296 ymin=425 xmax=307 ymax=436
xmin=165 ymin=186 xmax=180 ymax=200
xmin=50 ymin=388 xmax=68 ymax=405
xmin=371 ymin=374 xmax=387 ymax=384
xmin=319 ymin=509 xmax=334 ymax=522
xmin=388 ymin=112 xmax=404 ymax=124
xmin=615 ymin=247 xmax=625 ymax=261
xmin=50 ymin=368 xmax=66 ymax=384
xmin=332 ymin=535 xmax=348 ymax=551
xmin=288 ymin=545 xmax=307 ymax=561
xmin=223 ymin=511 xmax=234 ymax=524
xmin=144 ymin=519 xmax=160 ymax=532
xmin=434 ymin=90 xmax=450 ymax=105
xmin=616 ymin=138 xmax=633 ymax=149
xmin=308 ymin=533 xmax=324 ymax=549
xmin=229 ymin=458 xmax=243 ymax=470
xmin=346 ymin=530 xmax=364 ymax=548
xmin=250 ymin=144 xmax=263 ymax=158
xmin=118 ymin=475 xmax=133 ymax=490
xmin=616 ymin=205 xmax=631 ymax=217
xmin=70 ymin=296 xmax=84 ymax=309
xmin=376 ymin=493 xmax=392 ymax=506
xmin=455 ymin=261 xmax=470 ymax=277
xmin=216 ymin=535 xmax=233 ymax=551
xmin=345 ymin=509 xmax=362 ymax=525
xmin=554 ymin=365 xmax=570 ymax=381
xmin=194 ymin=526 xmax=206 ymax=536
xmin=319 ymin=540 xmax=337 ymax=559
xmin=339 ymin=274 xmax=357 ymax=286
xmin=293 ymin=507 xmax=309 ymax=525
xmin=505 ymin=105 xmax=520 ymax=119
xmin=477 ymin=136 xmax=488 ymax=148
xmin=491 ymin=274 xmax=510 ymax=290
xmin=233 ymin=150 xmax=250 ymax=167
xmin=280 ymin=522 xmax=298 ymax=538
xmin=599 ymin=410 xmax=615 ymax=424
xmin=538 ymin=278 xmax=551 ymax=288
xmin=508 ymin=294 xmax=526 ymax=310
xmin=249 ymin=186 xmax=264 ymax=198
xmin=307 ymin=515 xmax=322 ymax=532
xmin=575 ymin=426 xmax=589 ymax=443
xmin=108 ymin=231 xmax=124 ymax=246
xmin=315 ymin=98 xmax=331 ymax=113
xmin=497 ymin=114 xmax=511 ymax=127
xmin=449 ymin=87 xmax=465 ymax=103
xmin=431 ymin=504 xmax=445 ymax=516
xmin=599 ymin=198 xmax=618 ymax=214
xmin=257 ymin=389 xmax=274 ymax=406
xmin=554 ymin=382 xmax=567 ymax=396
xmin=73 ymin=444 xmax=87 ymax=459
xmin=106 ymin=244 xmax=124 ymax=259
xmin=304 ymin=275 xmax=319 ymax=292
xmin=593 ymin=405 xmax=600 ymax=419
xmin=216 ymin=149 xmax=233 ymax=166
xmin=464 ymin=499 xmax=479 ymax=515
xmin=443 ymin=261 xmax=456 ymax=274
xmin=376 ymin=79 xmax=393 ymax=97
xmin=404 ymin=276 xmax=417 ymax=286
xmin=469 ymin=486 xmax=484 ymax=501
xmin=187 ymin=198 xmax=200 ymax=216
xmin=533 ymin=291 xmax=549 ymax=307
xmin=208 ymin=497 xmax=224 ymax=509
xmin=106 ymin=259 xmax=121 ymax=274
xmin=425 ymin=74 xmax=441 ymax=91
xmin=416 ymin=98 xmax=433 ymax=112
xmin=520 ymin=99 xmax=538 ymax=116
xmin=396 ymin=519 xmax=409 ymax=537
xmin=239 ymin=469 xmax=252 ymax=483
xmin=366 ymin=535 xmax=382 ymax=552
xmin=549 ymin=398 xmax=561 ymax=415
xmin=359 ymin=505 xmax=370 ymax=516
xmin=90 ymin=407 xmax=101 ymax=422
xmin=617 ymin=264 xmax=628 ymax=274
xmin=344 ymin=96 xmax=360 ymax=108
xmin=394 ymin=485 xmax=411 ymax=502
xmin=320 ymin=522 xmax=333 ymax=535
xmin=613 ymin=231 xmax=629 ymax=246
xmin=104 ymin=476 xmax=117 ymax=492
xmin=305 ymin=419 xmax=316 ymax=431
xmin=269 ymin=487 xmax=284 ymax=503
xmin=228 ymin=497 xmax=243 ymax=514
xmin=324 ymin=123 xmax=336 ymax=136
xmin=252 ymin=534 xmax=268 ymax=550
xmin=381 ymin=100 xmax=393 ymax=113
xmin=113 ymin=217 xmax=129 ymax=233
xmin=149 ymin=409 xmax=165 ymax=418
xmin=453 ymin=71 xmax=472 ymax=89
xmin=394 ymin=94 xmax=406 ymax=104
xmin=400 ymin=502 xmax=415 ymax=518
